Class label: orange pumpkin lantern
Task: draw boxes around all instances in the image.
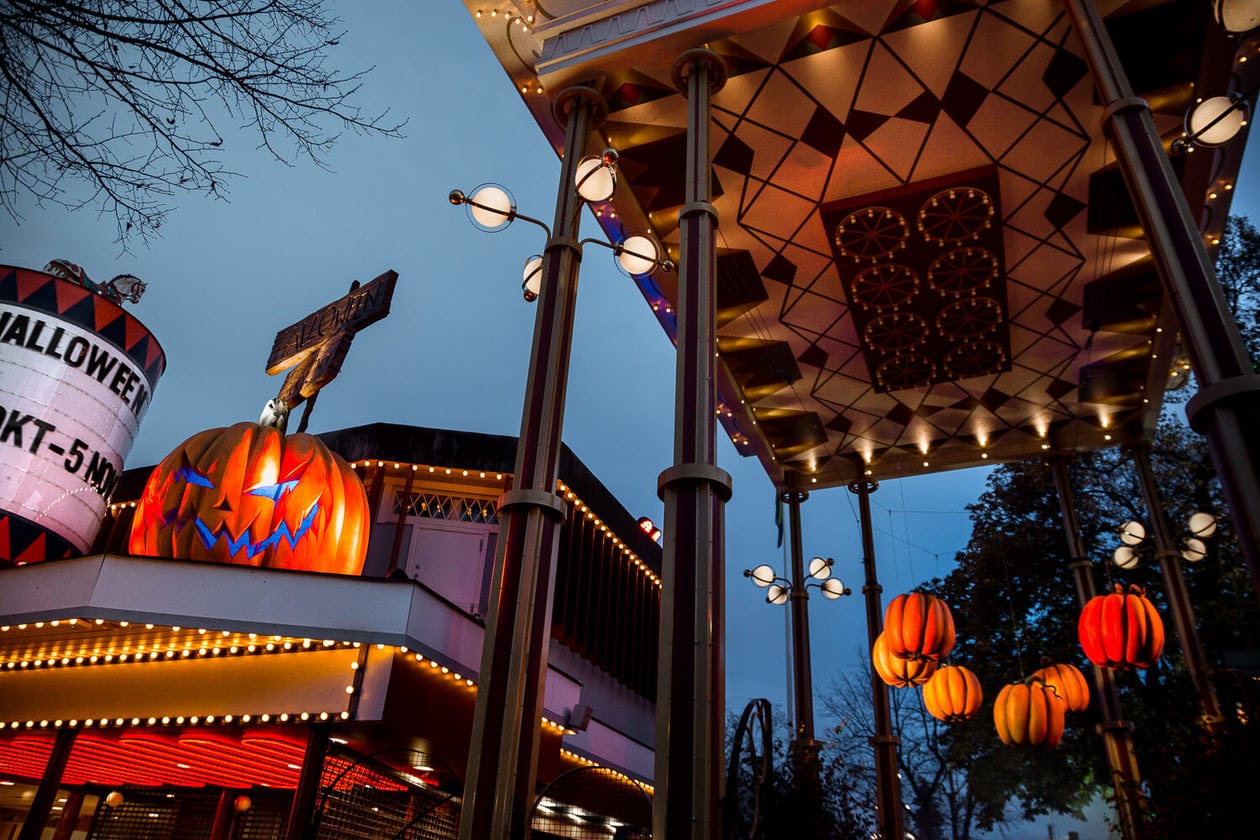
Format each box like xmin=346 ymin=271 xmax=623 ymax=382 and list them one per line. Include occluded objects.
xmin=129 ymin=422 xmax=369 ymax=574
xmin=872 ymin=632 xmax=937 ymax=688
xmin=1032 ymin=660 xmax=1091 ymax=713
xmin=923 ymin=665 xmax=983 ymax=723
xmin=994 ymin=678 xmax=1066 ymax=748
xmin=1078 ymin=584 xmax=1164 ymax=670
xmin=883 ymin=592 xmax=956 ymax=662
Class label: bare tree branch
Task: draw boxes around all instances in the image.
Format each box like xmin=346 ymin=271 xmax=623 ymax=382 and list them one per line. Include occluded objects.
xmin=0 ymin=0 xmax=403 ymax=244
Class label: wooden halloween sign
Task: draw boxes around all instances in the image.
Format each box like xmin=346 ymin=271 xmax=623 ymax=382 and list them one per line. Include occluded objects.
xmin=266 ymin=270 xmax=397 ymax=427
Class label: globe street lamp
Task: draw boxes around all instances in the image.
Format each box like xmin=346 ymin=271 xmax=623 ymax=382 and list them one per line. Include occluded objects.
xmin=446 ymin=86 xmax=670 ymax=840
xmin=449 ymin=177 xmax=670 ymax=300
xmin=744 ymin=555 xmax=850 ymax=740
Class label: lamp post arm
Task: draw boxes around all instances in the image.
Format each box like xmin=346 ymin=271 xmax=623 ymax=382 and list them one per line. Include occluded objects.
xmin=449 ymin=189 xmax=554 ymax=237
xmin=578 ymin=236 xmax=676 ymax=275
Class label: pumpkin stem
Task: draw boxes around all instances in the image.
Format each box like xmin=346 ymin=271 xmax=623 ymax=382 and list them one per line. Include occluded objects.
xmin=1039 ymin=655 xmax=1055 ymax=666
xmin=259 ymin=399 xmax=290 ymax=433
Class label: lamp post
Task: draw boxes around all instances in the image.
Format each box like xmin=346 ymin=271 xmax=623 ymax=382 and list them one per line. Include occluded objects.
xmin=742 ymin=556 xmax=850 ymax=740
xmin=1113 ymin=445 xmax=1224 ymax=737
xmin=744 ymin=480 xmax=849 ymax=840
xmin=448 ymin=86 xmax=668 ymax=840
xmin=744 ymin=489 xmax=850 ymax=748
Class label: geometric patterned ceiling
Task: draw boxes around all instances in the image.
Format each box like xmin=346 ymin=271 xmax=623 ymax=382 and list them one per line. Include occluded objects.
xmin=467 ymin=0 xmax=1257 ymax=490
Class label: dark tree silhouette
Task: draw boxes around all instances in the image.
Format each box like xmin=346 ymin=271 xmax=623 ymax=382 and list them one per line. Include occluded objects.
xmin=724 ymin=705 xmax=873 ymax=840
xmin=0 ymin=0 xmax=402 ymax=242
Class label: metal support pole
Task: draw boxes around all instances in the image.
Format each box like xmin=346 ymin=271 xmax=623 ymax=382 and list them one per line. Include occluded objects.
xmin=210 ymin=789 xmax=237 ymax=840
xmin=849 ymin=479 xmax=904 ymax=840
xmin=784 ymin=479 xmax=815 ymax=744
xmin=49 ymin=790 xmax=85 ymax=840
xmin=1128 ymin=445 xmax=1225 ymax=736
xmin=18 ymin=729 xmax=77 ymax=840
xmin=1063 ymin=0 xmax=1260 ymax=607
xmin=655 ymin=48 xmax=731 ymax=840
xmin=285 ymin=725 xmax=329 ymax=840
xmin=1049 ymin=457 xmax=1147 ymax=840
xmin=784 ymin=475 xmax=826 ymax=836
xmin=459 ymin=85 xmax=604 ymax=840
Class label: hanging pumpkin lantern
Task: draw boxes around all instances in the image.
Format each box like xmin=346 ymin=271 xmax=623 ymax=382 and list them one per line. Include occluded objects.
xmin=883 ymin=592 xmax=956 ymax=662
xmin=923 ymin=665 xmax=983 ymax=723
xmin=993 ymin=678 xmax=1066 ymax=748
xmin=129 ymin=421 xmax=369 ymax=574
xmin=872 ymin=631 xmax=937 ymax=688
xmin=1032 ymin=660 xmax=1091 ymax=713
xmin=1078 ymin=584 xmax=1165 ymax=670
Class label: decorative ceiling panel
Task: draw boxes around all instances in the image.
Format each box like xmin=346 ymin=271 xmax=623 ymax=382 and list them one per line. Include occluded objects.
xmin=468 ymin=0 xmax=1256 ymax=488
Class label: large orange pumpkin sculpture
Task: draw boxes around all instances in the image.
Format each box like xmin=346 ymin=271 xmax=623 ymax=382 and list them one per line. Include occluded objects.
xmin=1032 ymin=660 xmax=1091 ymax=713
xmin=923 ymin=665 xmax=983 ymax=723
xmin=883 ymin=592 xmax=956 ymax=662
xmin=1078 ymin=584 xmax=1164 ymax=670
xmin=872 ymin=632 xmax=937 ymax=688
xmin=129 ymin=422 xmax=369 ymax=574
xmin=994 ymin=678 xmax=1066 ymax=748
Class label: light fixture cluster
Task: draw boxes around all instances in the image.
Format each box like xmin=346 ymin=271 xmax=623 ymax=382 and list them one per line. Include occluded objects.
xmin=556 ymin=481 xmax=661 ymax=587
xmin=1111 ymin=513 xmax=1218 ymax=569
xmin=745 ymin=556 xmax=850 ymax=604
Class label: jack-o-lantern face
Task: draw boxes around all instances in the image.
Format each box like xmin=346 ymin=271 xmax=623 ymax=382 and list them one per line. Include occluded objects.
xmin=128 ymin=422 xmax=368 ymax=574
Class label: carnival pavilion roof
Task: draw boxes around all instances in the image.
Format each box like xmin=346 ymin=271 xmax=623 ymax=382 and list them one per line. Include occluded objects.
xmin=466 ymin=0 xmax=1258 ymax=489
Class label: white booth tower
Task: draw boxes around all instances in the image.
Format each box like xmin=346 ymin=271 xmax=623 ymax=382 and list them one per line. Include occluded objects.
xmin=0 ymin=265 xmax=165 ymax=563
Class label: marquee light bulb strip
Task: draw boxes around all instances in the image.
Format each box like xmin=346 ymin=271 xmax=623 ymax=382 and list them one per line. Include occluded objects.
xmin=0 ymin=619 xmax=570 ymax=738
xmin=559 ymin=748 xmax=655 ymax=794
xmin=556 ymin=480 xmax=661 ymax=588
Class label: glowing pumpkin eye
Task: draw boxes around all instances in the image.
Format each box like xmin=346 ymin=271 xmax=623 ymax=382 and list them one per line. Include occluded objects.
xmin=247 ymin=480 xmax=299 ymax=503
xmin=175 ymin=468 xmax=214 ymax=488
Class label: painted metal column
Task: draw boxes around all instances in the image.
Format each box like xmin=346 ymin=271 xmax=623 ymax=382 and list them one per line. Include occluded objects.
xmin=285 ymin=725 xmax=329 ymax=840
xmin=17 ymin=729 xmax=76 ymax=840
xmin=784 ymin=478 xmax=815 ymax=744
xmin=1049 ymin=457 xmax=1146 ymax=840
xmin=1128 ymin=445 xmax=1225 ymax=736
xmin=49 ymin=790 xmax=85 ymax=840
xmin=210 ymin=789 xmax=237 ymax=840
xmin=849 ymin=479 xmax=905 ymax=840
xmin=458 ymin=86 xmax=604 ymax=840
xmin=655 ymin=48 xmax=731 ymax=840
xmin=1063 ymin=0 xmax=1260 ymax=605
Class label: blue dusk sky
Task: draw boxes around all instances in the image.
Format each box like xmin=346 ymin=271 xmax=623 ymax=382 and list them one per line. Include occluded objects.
xmin=2 ymin=4 xmax=1255 ymax=838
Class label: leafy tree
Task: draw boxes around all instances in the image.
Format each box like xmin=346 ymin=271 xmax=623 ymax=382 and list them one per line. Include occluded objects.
xmin=1211 ymin=215 xmax=1260 ymax=366
xmin=0 ymin=0 xmax=402 ymax=242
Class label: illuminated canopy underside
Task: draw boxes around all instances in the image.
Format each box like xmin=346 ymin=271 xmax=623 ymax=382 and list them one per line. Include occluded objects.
xmin=469 ymin=0 xmax=1257 ymax=488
